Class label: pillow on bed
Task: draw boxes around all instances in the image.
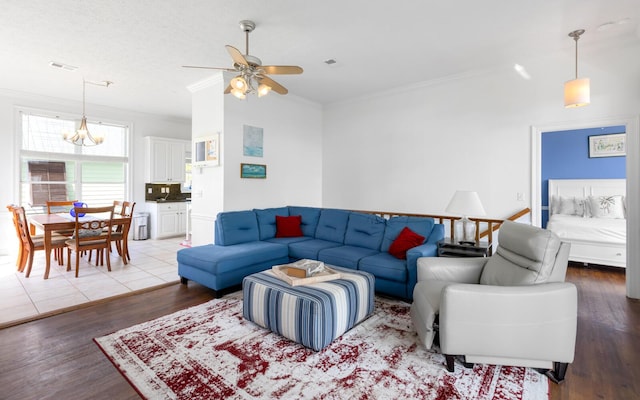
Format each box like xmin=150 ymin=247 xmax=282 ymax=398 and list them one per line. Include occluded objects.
xmin=557 ymin=196 xmax=578 ymax=215
xmin=553 ymin=196 xmax=591 ymax=217
xmin=588 ymin=195 xmax=625 ymax=219
xmin=574 ymin=197 xmax=589 ymax=217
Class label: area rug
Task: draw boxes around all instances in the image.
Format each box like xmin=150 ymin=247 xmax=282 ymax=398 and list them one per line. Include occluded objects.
xmin=95 ymin=294 xmax=549 ymax=400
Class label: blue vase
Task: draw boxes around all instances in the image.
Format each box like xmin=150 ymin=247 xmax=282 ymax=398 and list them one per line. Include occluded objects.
xmin=70 ymin=202 xmax=87 ymax=217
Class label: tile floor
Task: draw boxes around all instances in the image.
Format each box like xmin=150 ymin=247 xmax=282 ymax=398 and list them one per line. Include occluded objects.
xmin=0 ymin=237 xmax=188 ymax=328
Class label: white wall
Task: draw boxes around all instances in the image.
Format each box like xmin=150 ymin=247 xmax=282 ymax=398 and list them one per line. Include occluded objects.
xmin=0 ymin=89 xmax=191 ymax=256
xmin=323 ymin=43 xmax=638 ymax=217
xmin=188 ymin=76 xmax=225 ymax=246
xmin=222 ymin=90 xmax=323 ymax=210
xmin=322 ymin=41 xmax=640 ymax=298
xmin=188 ymin=72 xmax=323 ymax=246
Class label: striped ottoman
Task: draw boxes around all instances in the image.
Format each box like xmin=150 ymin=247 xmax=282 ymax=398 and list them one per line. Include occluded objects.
xmin=242 ymin=267 xmax=375 ymax=351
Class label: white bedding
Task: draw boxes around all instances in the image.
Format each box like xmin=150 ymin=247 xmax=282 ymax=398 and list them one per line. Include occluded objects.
xmin=546 ymin=214 xmax=626 ymax=245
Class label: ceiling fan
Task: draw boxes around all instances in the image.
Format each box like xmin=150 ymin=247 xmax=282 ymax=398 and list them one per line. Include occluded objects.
xmin=183 ymin=20 xmax=303 ymax=99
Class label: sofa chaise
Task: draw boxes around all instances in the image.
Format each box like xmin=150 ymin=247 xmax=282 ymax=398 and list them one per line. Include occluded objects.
xmin=177 ymin=206 xmax=444 ymax=300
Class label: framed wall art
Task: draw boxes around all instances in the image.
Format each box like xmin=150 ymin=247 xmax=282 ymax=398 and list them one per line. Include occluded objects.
xmin=243 ymin=125 xmax=263 ymax=157
xmin=589 ymin=133 xmax=626 ymax=158
xmin=193 ymin=133 xmax=220 ymax=166
xmin=240 ymin=163 xmax=266 ymax=179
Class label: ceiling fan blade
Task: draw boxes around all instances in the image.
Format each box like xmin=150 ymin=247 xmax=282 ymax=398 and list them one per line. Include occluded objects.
xmin=226 ymin=45 xmax=249 ymax=66
xmin=261 ymin=65 xmax=303 ymax=75
xmin=182 ymin=65 xmax=235 ymax=71
xmin=257 ymin=75 xmax=288 ymax=95
xmin=224 ymin=84 xmax=232 ymax=94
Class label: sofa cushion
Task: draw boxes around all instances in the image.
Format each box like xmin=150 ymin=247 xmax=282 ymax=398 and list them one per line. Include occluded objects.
xmin=177 ymin=241 xmax=288 ymax=275
xmin=214 ymin=211 xmax=260 ymax=245
xmin=388 ymin=227 xmax=425 ymax=259
xmin=254 ymin=207 xmax=290 ymax=240
xmin=358 ymin=252 xmax=408 ymax=283
xmin=288 ymin=239 xmax=342 ymax=260
xmin=344 ymin=212 xmax=386 ymax=250
xmin=288 ymin=206 xmax=322 ymax=237
xmin=314 ymin=209 xmax=350 ymax=243
xmin=275 ymin=215 xmax=303 ymax=237
xmin=381 ymin=216 xmax=434 ymax=252
xmin=318 ymin=245 xmax=380 ymax=270
xmin=480 ymin=221 xmax=562 ymax=286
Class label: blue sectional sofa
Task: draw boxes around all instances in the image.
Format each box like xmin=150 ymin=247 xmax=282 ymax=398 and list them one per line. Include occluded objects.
xmin=177 ymin=206 xmax=444 ymax=300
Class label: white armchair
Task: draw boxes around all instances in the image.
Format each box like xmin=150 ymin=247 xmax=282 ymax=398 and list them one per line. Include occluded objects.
xmin=410 ymin=220 xmax=577 ymax=383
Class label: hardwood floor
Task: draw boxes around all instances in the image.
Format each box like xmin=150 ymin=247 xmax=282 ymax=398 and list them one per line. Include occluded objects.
xmin=0 ymin=281 xmax=217 ymax=400
xmin=550 ymin=264 xmax=640 ymax=399
xmin=0 ymin=265 xmax=637 ymax=399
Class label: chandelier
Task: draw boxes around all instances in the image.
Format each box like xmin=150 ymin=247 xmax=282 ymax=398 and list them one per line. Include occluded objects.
xmin=63 ymin=79 xmax=112 ymax=146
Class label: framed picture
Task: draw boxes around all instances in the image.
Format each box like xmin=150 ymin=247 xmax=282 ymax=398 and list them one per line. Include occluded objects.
xmin=243 ymin=125 xmax=263 ymax=157
xmin=589 ymin=133 xmax=626 ymax=158
xmin=240 ymin=163 xmax=266 ymax=179
xmin=193 ymin=134 xmax=220 ymax=166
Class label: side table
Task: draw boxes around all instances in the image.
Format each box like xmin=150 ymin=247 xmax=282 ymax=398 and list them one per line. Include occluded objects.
xmin=437 ymin=238 xmax=492 ymax=257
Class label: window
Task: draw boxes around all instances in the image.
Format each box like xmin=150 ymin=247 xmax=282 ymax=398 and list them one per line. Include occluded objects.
xmin=27 ymin=161 xmax=68 ymax=206
xmin=19 ymin=111 xmax=129 ymax=213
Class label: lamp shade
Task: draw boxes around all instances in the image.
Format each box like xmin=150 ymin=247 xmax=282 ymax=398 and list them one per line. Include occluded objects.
xmin=564 ymin=78 xmax=590 ymax=108
xmin=445 ymin=191 xmax=486 ymax=217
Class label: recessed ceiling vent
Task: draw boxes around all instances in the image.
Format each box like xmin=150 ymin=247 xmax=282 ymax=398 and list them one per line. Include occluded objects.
xmin=49 ymin=61 xmax=78 ymax=71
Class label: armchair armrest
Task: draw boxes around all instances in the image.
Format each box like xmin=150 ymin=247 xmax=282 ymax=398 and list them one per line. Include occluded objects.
xmin=417 ymin=257 xmax=488 ymax=283
xmin=440 ymin=282 xmax=577 ymax=363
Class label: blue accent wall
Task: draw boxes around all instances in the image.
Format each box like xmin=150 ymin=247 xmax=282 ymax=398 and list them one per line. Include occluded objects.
xmin=541 ymin=126 xmax=626 ymax=227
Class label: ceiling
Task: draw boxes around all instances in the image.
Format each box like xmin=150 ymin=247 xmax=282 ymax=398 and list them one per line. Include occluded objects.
xmin=1 ymin=1 xmax=638 ymax=120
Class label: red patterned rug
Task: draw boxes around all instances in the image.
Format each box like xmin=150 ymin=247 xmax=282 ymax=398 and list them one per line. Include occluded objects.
xmin=95 ymin=294 xmax=549 ymax=399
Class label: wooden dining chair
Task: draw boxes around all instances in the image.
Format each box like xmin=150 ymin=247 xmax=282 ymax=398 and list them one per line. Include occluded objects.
xmin=11 ymin=205 xmax=68 ymax=278
xmin=46 ymin=200 xmax=79 ymax=215
xmin=45 ymin=199 xmax=79 ymax=263
xmin=7 ymin=205 xmax=26 ymax=271
xmin=65 ymin=205 xmax=115 ymax=278
xmin=109 ymin=200 xmax=136 ymax=263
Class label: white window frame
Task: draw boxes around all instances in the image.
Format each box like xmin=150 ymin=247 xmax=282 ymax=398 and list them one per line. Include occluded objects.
xmin=16 ymin=106 xmax=132 ymax=212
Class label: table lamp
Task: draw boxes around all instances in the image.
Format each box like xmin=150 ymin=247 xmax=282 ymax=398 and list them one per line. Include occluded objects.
xmin=445 ymin=190 xmax=486 ymax=244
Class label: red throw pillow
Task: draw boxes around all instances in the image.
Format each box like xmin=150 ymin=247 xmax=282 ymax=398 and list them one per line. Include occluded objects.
xmin=275 ymin=215 xmax=303 ymax=238
xmin=388 ymin=227 xmax=425 ymax=259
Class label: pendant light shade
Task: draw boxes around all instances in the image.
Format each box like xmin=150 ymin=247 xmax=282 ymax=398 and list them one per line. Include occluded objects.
xmin=564 ymin=29 xmax=590 ymax=108
xmin=564 ymin=77 xmax=590 ymax=108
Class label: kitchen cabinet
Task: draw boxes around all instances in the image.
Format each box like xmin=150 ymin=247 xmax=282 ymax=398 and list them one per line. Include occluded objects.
xmin=145 ymin=137 xmax=189 ymax=183
xmin=147 ymin=201 xmax=187 ymax=239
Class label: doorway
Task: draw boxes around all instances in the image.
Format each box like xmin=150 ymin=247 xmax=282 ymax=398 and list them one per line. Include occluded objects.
xmin=531 ymin=115 xmax=640 ymax=299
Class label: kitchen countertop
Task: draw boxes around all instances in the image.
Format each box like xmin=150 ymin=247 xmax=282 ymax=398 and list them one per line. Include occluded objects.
xmin=146 ymin=198 xmax=191 ymax=203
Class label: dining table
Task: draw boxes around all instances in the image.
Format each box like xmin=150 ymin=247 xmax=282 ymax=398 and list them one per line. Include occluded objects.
xmin=29 ymin=213 xmax=130 ymax=279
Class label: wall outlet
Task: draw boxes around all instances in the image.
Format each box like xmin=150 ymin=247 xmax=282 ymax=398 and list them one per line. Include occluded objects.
xmin=517 ymin=192 xmax=524 ymax=201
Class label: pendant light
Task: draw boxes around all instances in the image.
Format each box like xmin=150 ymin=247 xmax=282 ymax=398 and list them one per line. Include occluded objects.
xmin=564 ymin=29 xmax=590 ymax=108
xmin=63 ymin=79 xmax=112 ymax=146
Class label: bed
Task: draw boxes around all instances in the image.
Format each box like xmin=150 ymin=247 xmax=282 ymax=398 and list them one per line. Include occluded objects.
xmin=546 ymin=179 xmax=626 ymax=268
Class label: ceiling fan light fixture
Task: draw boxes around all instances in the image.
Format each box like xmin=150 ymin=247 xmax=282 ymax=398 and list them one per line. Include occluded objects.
xmin=231 ymin=76 xmax=247 ymax=90
xmin=231 ymin=87 xmax=247 ymax=99
xmin=257 ymin=83 xmax=271 ymax=97
xmin=564 ymin=29 xmax=590 ymax=108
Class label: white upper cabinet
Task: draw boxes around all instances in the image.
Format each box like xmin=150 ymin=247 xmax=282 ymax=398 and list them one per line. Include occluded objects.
xmin=145 ymin=137 xmax=189 ymax=183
